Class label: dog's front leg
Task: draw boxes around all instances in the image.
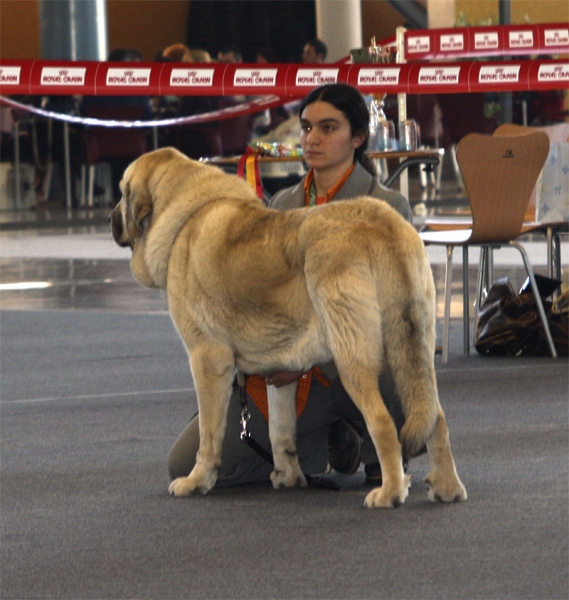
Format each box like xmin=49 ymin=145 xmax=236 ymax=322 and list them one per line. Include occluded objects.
xmin=169 ymin=349 xmax=234 ymax=497
xmin=267 ymin=382 xmax=307 ymax=489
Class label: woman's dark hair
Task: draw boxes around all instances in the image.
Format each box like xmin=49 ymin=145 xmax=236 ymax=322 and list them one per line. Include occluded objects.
xmin=299 ymin=83 xmax=375 ymax=175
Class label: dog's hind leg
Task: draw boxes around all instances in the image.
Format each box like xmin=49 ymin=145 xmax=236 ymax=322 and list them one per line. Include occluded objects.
xmin=267 ymin=382 xmax=307 ymax=489
xmin=423 ymin=407 xmax=467 ymax=503
xmin=339 ymin=367 xmax=411 ymax=508
xmin=307 ymin=269 xmax=410 ymax=507
xmin=383 ymin=298 xmax=467 ymax=504
xmin=169 ymin=344 xmax=235 ymax=497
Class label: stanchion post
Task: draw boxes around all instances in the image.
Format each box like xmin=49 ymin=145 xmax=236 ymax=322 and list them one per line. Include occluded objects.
xmin=13 ymin=120 xmax=21 ymax=208
xmin=396 ymin=26 xmax=409 ymax=200
xmin=63 ymin=121 xmax=72 ymax=209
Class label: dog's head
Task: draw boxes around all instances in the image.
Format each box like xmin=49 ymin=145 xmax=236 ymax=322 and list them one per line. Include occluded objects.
xmin=109 ymin=147 xmax=194 ymax=288
xmin=110 ymin=147 xmax=182 ymax=248
xmin=110 ymin=146 xmax=262 ymax=289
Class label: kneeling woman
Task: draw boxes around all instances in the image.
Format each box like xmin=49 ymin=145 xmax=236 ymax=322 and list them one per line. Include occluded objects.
xmin=168 ymin=83 xmax=412 ymax=486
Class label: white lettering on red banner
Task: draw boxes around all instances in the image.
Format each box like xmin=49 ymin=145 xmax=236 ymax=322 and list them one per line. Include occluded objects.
xmin=440 ymin=33 xmax=464 ymax=52
xmin=544 ymin=28 xmax=569 ymax=47
xmin=357 ymin=67 xmax=400 ymax=86
xmin=474 ymin=31 xmax=500 ymax=50
xmin=509 ymin=31 xmax=534 ymax=49
xmin=234 ymin=68 xmax=278 ymax=86
xmin=407 ymin=36 xmax=430 ymax=54
xmin=538 ymin=63 xmax=569 ymax=82
xmin=418 ymin=67 xmax=460 ymax=85
xmin=478 ymin=65 xmax=521 ymax=83
xmin=0 ymin=66 xmax=21 ymax=85
xmin=170 ymin=69 xmax=214 ymax=87
xmin=106 ymin=68 xmax=151 ymax=86
xmin=41 ymin=67 xmax=86 ymax=86
xmin=295 ymin=69 xmax=339 ymax=86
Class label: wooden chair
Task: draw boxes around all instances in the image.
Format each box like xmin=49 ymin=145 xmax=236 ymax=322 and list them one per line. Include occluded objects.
xmin=495 ymin=123 xmax=569 ymax=282
xmin=419 ymin=131 xmax=555 ymax=363
xmin=423 ymin=124 xmax=569 ymax=282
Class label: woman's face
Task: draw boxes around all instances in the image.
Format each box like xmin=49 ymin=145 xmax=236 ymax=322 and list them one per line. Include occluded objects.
xmin=300 ymin=100 xmax=365 ymax=171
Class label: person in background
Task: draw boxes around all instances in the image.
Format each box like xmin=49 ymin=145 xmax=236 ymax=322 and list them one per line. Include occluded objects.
xmin=217 ymin=45 xmax=243 ymax=64
xmin=256 ymin=47 xmax=279 ymax=64
xmin=214 ymin=45 xmax=254 ymax=155
xmin=161 ymin=43 xmax=193 ymax=63
xmin=168 ymin=83 xmax=412 ymax=488
xmin=166 ymin=45 xmax=222 ymax=159
xmin=78 ymin=48 xmax=153 ymax=204
xmin=80 ymin=48 xmax=153 ymax=120
xmin=302 ymin=38 xmax=328 ymax=63
xmin=252 ymin=47 xmax=289 ymax=137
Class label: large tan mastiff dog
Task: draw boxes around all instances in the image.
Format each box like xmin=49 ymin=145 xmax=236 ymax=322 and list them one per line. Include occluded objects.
xmin=110 ymin=147 xmax=466 ymax=508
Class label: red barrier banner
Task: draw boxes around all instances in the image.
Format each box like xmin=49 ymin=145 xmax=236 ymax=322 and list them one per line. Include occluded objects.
xmin=1 ymin=58 xmax=567 ymax=98
xmin=404 ymin=22 xmax=569 ymax=60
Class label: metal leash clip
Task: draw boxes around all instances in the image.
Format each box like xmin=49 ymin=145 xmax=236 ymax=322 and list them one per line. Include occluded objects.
xmin=240 ymin=403 xmax=251 ymax=441
xmin=237 ymin=371 xmax=251 ymax=441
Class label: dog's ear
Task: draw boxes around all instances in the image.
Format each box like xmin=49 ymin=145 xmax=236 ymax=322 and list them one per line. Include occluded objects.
xmin=130 ymin=193 xmax=152 ymax=231
xmin=129 ymin=182 xmax=153 ymax=231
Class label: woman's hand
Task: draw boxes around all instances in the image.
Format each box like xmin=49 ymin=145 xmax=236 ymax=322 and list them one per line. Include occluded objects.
xmin=264 ymin=371 xmax=305 ymax=388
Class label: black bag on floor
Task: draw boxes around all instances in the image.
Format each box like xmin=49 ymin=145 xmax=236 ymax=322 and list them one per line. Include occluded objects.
xmin=475 ymin=277 xmax=569 ymax=357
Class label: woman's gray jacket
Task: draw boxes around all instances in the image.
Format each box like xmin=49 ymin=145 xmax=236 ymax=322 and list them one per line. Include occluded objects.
xmin=269 ymin=161 xmax=412 ymax=223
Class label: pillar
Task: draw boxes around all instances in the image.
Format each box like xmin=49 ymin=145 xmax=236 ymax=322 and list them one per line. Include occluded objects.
xmin=38 ymin=0 xmax=108 ymax=61
xmin=315 ymin=0 xmax=363 ymax=62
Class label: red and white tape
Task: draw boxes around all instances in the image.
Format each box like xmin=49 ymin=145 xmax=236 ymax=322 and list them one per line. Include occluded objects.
xmin=403 ymin=22 xmax=569 ymax=60
xmin=1 ymin=58 xmax=567 ymax=99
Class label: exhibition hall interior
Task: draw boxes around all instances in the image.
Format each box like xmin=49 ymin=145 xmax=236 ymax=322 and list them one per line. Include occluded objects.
xmin=0 ymin=1 xmax=568 ymax=598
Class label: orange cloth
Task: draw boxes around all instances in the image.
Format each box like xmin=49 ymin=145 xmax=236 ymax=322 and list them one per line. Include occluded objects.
xmin=245 ymin=366 xmax=331 ymax=420
xmin=303 ymin=164 xmax=355 ymax=206
xmin=246 ymin=165 xmax=353 ymax=419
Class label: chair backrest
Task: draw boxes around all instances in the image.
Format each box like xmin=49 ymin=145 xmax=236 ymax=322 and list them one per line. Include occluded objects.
xmin=456 ymin=131 xmax=549 ymax=243
xmin=82 ymin=105 xmax=150 ymax=164
xmin=493 ymin=123 xmax=569 ymax=221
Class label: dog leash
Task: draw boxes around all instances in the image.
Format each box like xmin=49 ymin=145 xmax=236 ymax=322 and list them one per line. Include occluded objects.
xmin=237 ymin=372 xmax=339 ymax=491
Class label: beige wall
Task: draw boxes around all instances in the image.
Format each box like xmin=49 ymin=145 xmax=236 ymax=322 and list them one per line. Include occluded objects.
xmin=0 ymin=0 xmax=190 ymax=61
xmin=0 ymin=0 xmax=41 ymax=59
xmin=455 ymin=0 xmax=569 ymax=26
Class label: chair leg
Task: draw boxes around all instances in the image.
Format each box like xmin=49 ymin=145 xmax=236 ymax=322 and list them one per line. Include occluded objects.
xmin=553 ymin=231 xmax=562 ymax=285
xmin=462 ymin=246 xmax=470 ymax=355
xmin=80 ymin=165 xmax=86 ymax=207
xmin=435 ymin=158 xmax=443 ymax=193
xmin=442 ymin=245 xmax=454 ymax=364
xmin=88 ymin=165 xmax=95 ymax=208
xmin=510 ymin=241 xmax=558 ymax=358
xmin=449 ymin=144 xmax=464 ymax=190
xmin=546 ymin=227 xmax=562 ymax=283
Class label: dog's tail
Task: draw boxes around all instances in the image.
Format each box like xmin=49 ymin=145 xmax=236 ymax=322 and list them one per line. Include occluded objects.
xmin=383 ymin=299 xmax=439 ymax=459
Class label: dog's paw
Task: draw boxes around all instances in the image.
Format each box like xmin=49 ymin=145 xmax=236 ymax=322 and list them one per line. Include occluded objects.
xmin=169 ymin=476 xmax=200 ymax=497
xmin=363 ymin=474 xmax=411 ymax=509
xmin=168 ymin=466 xmax=217 ymax=497
xmin=424 ymin=470 xmax=467 ymax=503
xmin=270 ymin=466 xmax=307 ymax=489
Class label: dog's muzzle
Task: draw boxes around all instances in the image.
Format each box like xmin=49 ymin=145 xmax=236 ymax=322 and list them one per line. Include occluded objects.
xmin=109 ymin=206 xmax=132 ymax=249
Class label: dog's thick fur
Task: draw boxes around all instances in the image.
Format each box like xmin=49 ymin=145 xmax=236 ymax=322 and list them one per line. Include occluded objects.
xmin=110 ymin=147 xmax=466 ymax=508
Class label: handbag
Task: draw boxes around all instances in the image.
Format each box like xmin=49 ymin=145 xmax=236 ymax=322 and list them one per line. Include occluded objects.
xmin=475 ymin=277 xmax=568 ymax=357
